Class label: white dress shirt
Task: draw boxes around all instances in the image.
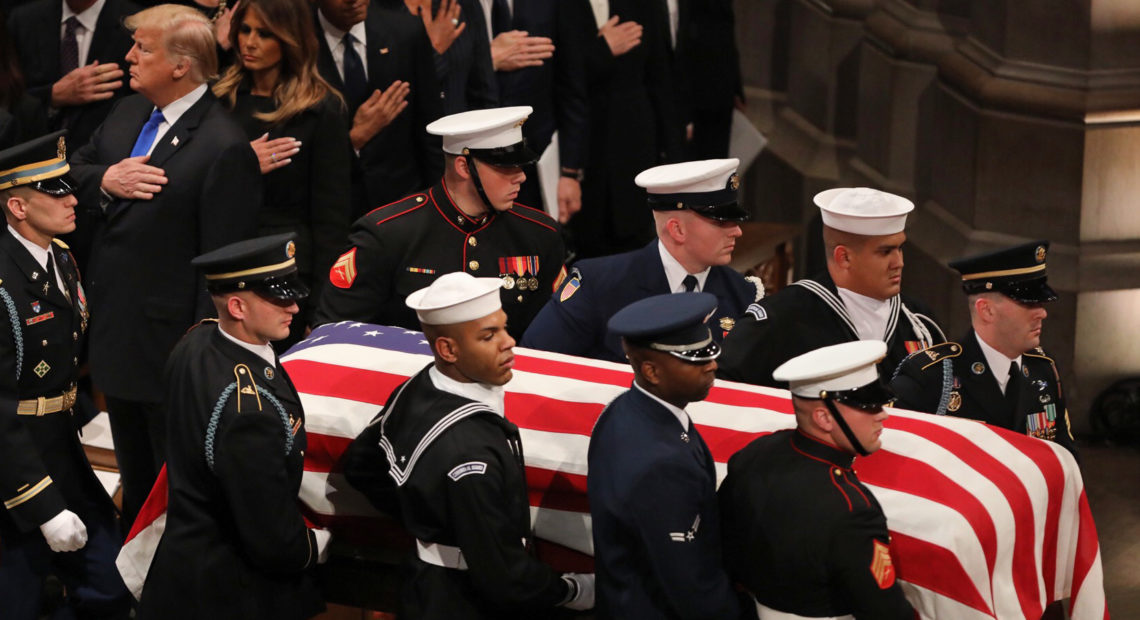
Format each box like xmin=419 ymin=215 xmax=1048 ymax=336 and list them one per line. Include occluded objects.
xmin=658 ymin=240 xmax=710 ymax=293
xmin=665 ymin=0 xmax=678 ymax=48
xmin=317 ymin=9 xmax=369 ymax=80
xmin=61 ymin=0 xmax=106 ymax=68
xmin=218 ymin=325 xmax=277 ymax=367
xmin=975 ymin=332 xmax=1022 ymax=395
xmin=588 ymin=0 xmax=608 ymax=29
xmin=429 ymin=365 xmax=506 ymax=415
xmin=8 ymin=225 xmax=69 ymax=295
xmin=837 ymin=287 xmax=892 ymax=342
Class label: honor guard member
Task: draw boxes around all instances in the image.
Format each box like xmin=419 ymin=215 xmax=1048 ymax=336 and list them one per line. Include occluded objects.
xmin=719 ymin=341 xmax=915 ymax=620
xmin=890 ymin=241 xmax=1078 ymax=457
xmin=138 ymin=234 xmax=331 ymax=620
xmin=718 ymin=187 xmax=944 ymax=388
xmin=589 ymin=293 xmax=752 ymax=619
xmin=521 ymin=159 xmax=759 ymax=363
xmin=342 ymin=272 xmax=594 ymax=619
xmin=315 ymin=106 xmax=566 ymax=340
xmin=0 ymin=131 xmax=130 ymax=620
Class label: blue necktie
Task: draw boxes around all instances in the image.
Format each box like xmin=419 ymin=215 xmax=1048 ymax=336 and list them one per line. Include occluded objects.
xmin=130 ymin=109 xmax=166 ymax=158
xmin=341 ymin=34 xmax=368 ymax=109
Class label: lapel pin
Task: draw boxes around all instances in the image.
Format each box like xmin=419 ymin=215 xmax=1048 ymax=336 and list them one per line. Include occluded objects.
xmin=380 ymin=47 xmax=389 ymax=54
xmin=171 ymin=136 xmax=180 ymax=146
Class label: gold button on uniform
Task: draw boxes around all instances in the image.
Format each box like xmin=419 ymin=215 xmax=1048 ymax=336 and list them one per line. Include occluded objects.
xmin=468 ymin=236 xmax=477 ymax=247
xmin=41 ymin=340 xmax=48 ymax=346
xmin=468 ymin=260 xmax=479 ymax=271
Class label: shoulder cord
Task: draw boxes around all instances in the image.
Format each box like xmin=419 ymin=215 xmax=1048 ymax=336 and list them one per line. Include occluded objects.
xmin=900 ymin=304 xmax=946 ymax=349
xmin=935 ymin=358 xmax=955 ymax=416
xmin=0 ymin=287 xmax=22 ymax=382
xmin=205 ymin=383 xmax=295 ymax=473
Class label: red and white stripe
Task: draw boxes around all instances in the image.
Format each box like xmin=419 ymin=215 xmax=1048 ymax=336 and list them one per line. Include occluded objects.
xmin=118 ymin=334 xmax=1108 ymax=619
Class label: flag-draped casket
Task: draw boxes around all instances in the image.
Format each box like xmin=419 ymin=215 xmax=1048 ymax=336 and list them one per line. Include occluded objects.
xmin=117 ymin=322 xmax=1108 ymax=619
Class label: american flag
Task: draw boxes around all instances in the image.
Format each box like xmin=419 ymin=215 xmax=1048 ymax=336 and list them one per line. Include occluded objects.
xmin=118 ymin=322 xmax=1108 ymax=619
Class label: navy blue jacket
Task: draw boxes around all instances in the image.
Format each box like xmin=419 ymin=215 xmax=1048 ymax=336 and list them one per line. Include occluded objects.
xmin=520 ymin=241 xmax=755 ymax=363
xmin=587 ymin=385 xmax=743 ymax=619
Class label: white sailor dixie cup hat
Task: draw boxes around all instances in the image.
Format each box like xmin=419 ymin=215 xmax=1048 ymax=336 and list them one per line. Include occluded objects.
xmin=773 ymin=340 xmax=894 ymax=410
xmin=406 ymin=272 xmax=504 ymax=325
xmin=814 ymin=187 xmax=914 ymax=236
xmin=426 ymin=106 xmax=539 ymax=167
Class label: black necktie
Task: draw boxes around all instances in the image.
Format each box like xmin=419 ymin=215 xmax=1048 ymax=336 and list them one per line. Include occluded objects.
xmin=45 ymin=253 xmax=69 ymax=302
xmin=491 ymin=0 xmax=511 ymax=36
xmin=341 ymin=34 xmax=368 ymax=108
xmin=60 ymin=16 xmax=81 ymax=74
xmin=682 ymin=275 xmax=698 ymax=292
xmin=1004 ymin=361 xmax=1021 ymax=421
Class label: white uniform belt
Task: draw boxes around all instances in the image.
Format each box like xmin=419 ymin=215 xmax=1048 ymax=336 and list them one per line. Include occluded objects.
xmin=416 ymin=539 xmax=468 ymax=570
xmin=755 ymin=601 xmax=854 ymax=620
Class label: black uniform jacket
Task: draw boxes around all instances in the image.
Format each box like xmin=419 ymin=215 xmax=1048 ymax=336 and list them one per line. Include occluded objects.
xmin=890 ymin=332 xmax=1078 ymax=458
xmin=314 ymin=180 xmax=565 ymax=340
xmin=587 ymin=385 xmax=745 ymax=620
xmin=520 ymin=240 xmax=755 ymax=363
xmin=343 ymin=366 xmax=569 ymax=619
xmin=138 ymin=322 xmax=322 ymax=620
xmin=70 ymin=91 xmax=262 ymax=402
xmin=0 ymin=233 xmax=105 ymax=535
xmin=717 ymin=272 xmax=944 ymax=388
xmin=315 ymin=2 xmax=444 ymax=212
xmin=718 ymin=429 xmax=914 ymax=619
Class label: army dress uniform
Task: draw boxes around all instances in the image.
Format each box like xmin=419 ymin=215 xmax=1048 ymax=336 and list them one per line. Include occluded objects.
xmin=138 ymin=236 xmax=324 ymax=620
xmin=0 ymin=132 xmax=128 ymax=619
xmin=719 ymin=430 xmax=912 ymax=619
xmin=891 ymin=335 xmax=1077 ymax=456
xmin=718 ymin=271 xmax=942 ymax=388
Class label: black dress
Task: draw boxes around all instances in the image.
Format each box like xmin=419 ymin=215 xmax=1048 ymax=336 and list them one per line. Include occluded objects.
xmin=230 ymin=89 xmax=352 ymax=349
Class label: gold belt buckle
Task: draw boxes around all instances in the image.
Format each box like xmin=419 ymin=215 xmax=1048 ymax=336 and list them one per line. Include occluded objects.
xmin=35 ymin=396 xmax=48 ymax=416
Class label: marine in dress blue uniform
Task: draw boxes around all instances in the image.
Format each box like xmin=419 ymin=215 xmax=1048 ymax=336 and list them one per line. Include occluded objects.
xmin=589 ymin=293 xmax=750 ymax=619
xmin=0 ymin=131 xmax=130 ymax=620
xmin=719 ymin=187 xmax=944 ymax=388
xmin=521 ymin=159 xmax=759 ymax=363
xmin=719 ymin=341 xmax=914 ymax=619
xmin=315 ymin=107 xmax=565 ymax=340
xmin=138 ymin=235 xmax=330 ymax=620
xmin=890 ymin=241 xmax=1078 ymax=457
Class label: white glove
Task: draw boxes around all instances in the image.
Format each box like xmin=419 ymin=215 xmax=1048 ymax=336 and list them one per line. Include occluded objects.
xmin=39 ymin=510 xmax=87 ymax=552
xmin=312 ymin=528 xmax=332 ymax=564
xmin=560 ymin=572 xmax=595 ymax=611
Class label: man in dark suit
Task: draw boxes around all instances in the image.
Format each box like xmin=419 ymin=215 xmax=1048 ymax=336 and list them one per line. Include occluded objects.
xmin=718 ymin=187 xmax=945 ymax=388
xmin=589 ymin=293 xmax=748 ymax=619
xmin=138 ymin=235 xmax=329 ymax=620
xmin=7 ymin=0 xmax=140 ymax=265
xmin=891 ymin=241 xmax=1078 ymax=458
xmin=482 ymin=0 xmax=591 ymax=222
xmin=314 ymin=0 xmax=443 ymax=216
xmin=0 ymin=131 xmax=130 ymax=620
xmin=521 ymin=159 xmax=758 ymax=364
xmin=69 ymin=4 xmax=262 ymax=531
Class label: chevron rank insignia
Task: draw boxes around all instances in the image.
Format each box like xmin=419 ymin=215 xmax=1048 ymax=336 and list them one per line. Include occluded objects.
xmin=330 ymin=248 xmax=358 ymax=289
xmin=870 ymin=539 xmax=896 ymax=589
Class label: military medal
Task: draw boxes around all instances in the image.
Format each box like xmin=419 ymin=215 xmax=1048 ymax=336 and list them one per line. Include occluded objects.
xmin=947 ymin=391 xmax=962 ymax=412
xmin=527 ymin=277 xmax=539 ymax=290
xmin=500 ymin=256 xmax=540 ymax=294
xmin=719 ymin=317 xmax=735 ymax=332
xmin=501 ymin=274 xmax=516 ymax=290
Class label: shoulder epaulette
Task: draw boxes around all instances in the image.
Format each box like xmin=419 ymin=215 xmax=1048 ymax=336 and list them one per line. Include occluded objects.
xmin=912 ymin=341 xmax=963 ymax=371
xmin=505 ymin=204 xmax=557 ymax=231
xmin=51 ymin=238 xmax=69 ymax=250
xmin=233 ymin=363 xmax=262 ymax=413
xmin=184 ymin=317 xmax=219 ymax=336
xmin=366 ymin=193 xmax=429 ymax=225
xmin=1023 ymin=346 xmax=1055 ymax=365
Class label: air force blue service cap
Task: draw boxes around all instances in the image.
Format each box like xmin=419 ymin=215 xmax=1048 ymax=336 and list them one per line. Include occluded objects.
xmin=426 ymin=106 xmax=539 ymax=167
xmin=636 ymin=158 xmax=749 ymax=222
xmin=773 ymin=340 xmax=894 ymax=411
xmin=192 ymin=233 xmax=309 ymax=301
xmin=0 ymin=130 xmax=77 ymax=196
xmin=949 ymin=240 xmax=1058 ymax=305
xmin=608 ymin=292 xmax=721 ymax=363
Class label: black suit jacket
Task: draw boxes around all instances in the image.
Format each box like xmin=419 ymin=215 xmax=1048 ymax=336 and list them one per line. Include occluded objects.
xmin=315 ymin=2 xmax=443 ymax=214
xmin=7 ymin=0 xmax=140 ymax=150
xmin=494 ymin=0 xmax=591 ymax=170
xmin=668 ymin=0 xmax=742 ymax=115
xmin=70 ymin=91 xmax=262 ymax=402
